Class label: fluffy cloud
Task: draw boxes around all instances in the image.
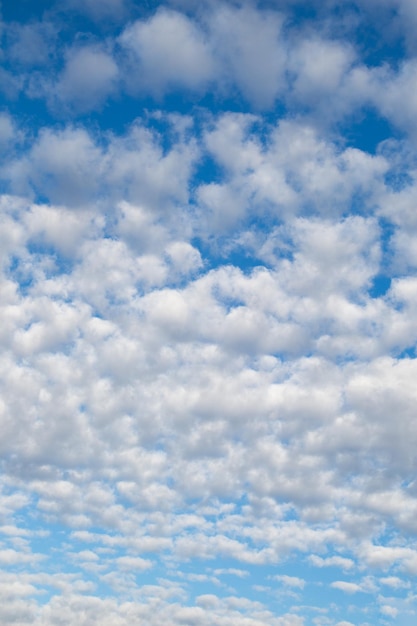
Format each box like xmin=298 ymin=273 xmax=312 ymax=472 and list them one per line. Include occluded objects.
xmin=52 ymin=45 xmax=119 ymax=113
xmin=198 ymin=114 xmax=388 ymax=233
xmin=5 ymin=20 xmax=56 ymax=66
xmin=368 ymin=60 xmax=417 ymax=138
xmin=4 ymin=126 xmax=104 ymax=205
xmin=208 ymin=4 xmax=287 ymax=108
xmin=119 ymin=8 xmax=215 ymax=96
xmin=287 ymin=36 xmax=361 ymax=119
xmin=2 ymin=1 xmax=417 ymax=625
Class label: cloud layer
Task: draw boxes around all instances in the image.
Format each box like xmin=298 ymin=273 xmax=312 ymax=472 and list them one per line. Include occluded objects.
xmin=1 ymin=1 xmax=417 ymax=625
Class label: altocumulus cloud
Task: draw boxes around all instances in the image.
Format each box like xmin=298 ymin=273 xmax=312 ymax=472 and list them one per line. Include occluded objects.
xmin=1 ymin=0 xmax=417 ymax=624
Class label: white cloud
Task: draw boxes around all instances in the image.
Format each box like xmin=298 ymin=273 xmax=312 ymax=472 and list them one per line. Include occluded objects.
xmin=208 ymin=4 xmax=286 ymax=108
xmin=104 ymin=121 xmax=199 ymax=212
xmin=6 ymin=126 xmax=104 ymax=206
xmin=357 ymin=543 xmax=417 ymax=574
xmin=120 ymin=8 xmax=215 ymax=96
xmin=213 ymin=567 xmax=249 ymax=578
xmin=6 ymin=21 xmax=56 ymax=66
xmin=0 ymin=112 xmax=15 ymax=148
xmin=308 ymin=555 xmax=355 ymax=571
xmin=380 ymin=576 xmax=411 ymax=589
xmin=330 ymin=581 xmax=362 ymax=594
xmin=370 ymin=60 xmax=417 ymax=138
xmin=288 ymin=36 xmax=358 ymax=117
xmin=4 ymin=117 xmax=199 ymax=218
xmin=274 ymin=575 xmax=306 ymax=589
xmin=0 ymin=548 xmax=43 ymax=566
xmin=199 ymin=115 xmax=387 ymax=232
xmin=0 ymin=66 xmax=23 ymax=99
xmin=2 ymin=4 xmax=417 ymax=623
xmin=53 ymin=45 xmax=119 ymax=113
xmin=380 ymin=604 xmax=399 ymax=617
xmin=24 ymin=203 xmax=99 ymax=256
xmin=116 ymin=555 xmax=153 ymax=571
xmin=165 ymin=241 xmax=203 ymax=276
xmin=118 ymin=4 xmax=288 ymax=107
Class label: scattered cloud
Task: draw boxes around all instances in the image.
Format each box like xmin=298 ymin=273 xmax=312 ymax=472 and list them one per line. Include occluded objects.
xmin=1 ymin=1 xmax=417 ymax=625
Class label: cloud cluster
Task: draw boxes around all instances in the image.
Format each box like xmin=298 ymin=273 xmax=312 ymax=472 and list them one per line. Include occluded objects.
xmin=2 ymin=1 xmax=417 ymax=625
xmin=3 ymin=0 xmax=417 ymax=134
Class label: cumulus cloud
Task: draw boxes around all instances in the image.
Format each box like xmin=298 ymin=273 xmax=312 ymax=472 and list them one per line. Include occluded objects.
xmin=198 ymin=114 xmax=387 ymax=233
xmin=208 ymin=4 xmax=287 ymax=108
xmin=118 ymin=4 xmax=287 ymax=106
xmin=287 ymin=36 xmax=360 ymax=119
xmin=11 ymin=126 xmax=103 ymax=205
xmin=308 ymin=555 xmax=355 ymax=570
xmin=2 ymin=1 xmax=417 ymax=624
xmin=0 ymin=112 xmax=15 ymax=148
xmin=6 ymin=20 xmax=56 ymax=67
xmin=274 ymin=574 xmax=306 ymax=589
xmin=119 ymin=8 xmax=215 ymax=96
xmin=52 ymin=45 xmax=119 ymax=113
xmin=331 ymin=580 xmax=363 ymax=594
xmin=368 ymin=60 xmax=417 ymax=139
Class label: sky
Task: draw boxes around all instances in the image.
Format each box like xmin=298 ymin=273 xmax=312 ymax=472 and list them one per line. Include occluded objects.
xmin=1 ymin=0 xmax=417 ymax=624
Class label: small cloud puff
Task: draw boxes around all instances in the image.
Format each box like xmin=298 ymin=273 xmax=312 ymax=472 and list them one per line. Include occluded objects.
xmin=119 ymin=8 xmax=215 ymax=96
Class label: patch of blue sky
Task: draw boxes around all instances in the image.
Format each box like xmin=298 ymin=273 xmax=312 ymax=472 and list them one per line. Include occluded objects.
xmin=7 ymin=255 xmax=36 ymax=294
xmin=384 ymin=166 xmax=416 ymax=195
xmin=1 ymin=0 xmax=55 ymax=22
xmin=26 ymin=241 xmax=74 ymax=271
xmin=342 ymin=107 xmax=399 ymax=155
xmin=191 ymin=152 xmax=225 ymax=187
xmin=368 ymin=274 xmax=392 ymax=299
xmin=193 ymin=235 xmax=272 ymax=275
xmin=353 ymin=10 xmax=407 ymax=70
xmin=398 ymin=346 xmax=416 ymax=359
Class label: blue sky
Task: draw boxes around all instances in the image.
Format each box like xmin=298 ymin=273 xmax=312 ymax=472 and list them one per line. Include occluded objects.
xmin=1 ymin=0 xmax=417 ymax=624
